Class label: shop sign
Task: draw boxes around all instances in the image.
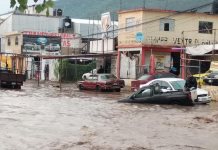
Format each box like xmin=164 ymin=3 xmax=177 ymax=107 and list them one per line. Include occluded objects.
xmin=135 ymin=32 xmax=144 ymax=42
xmin=23 ymin=31 xmax=81 ymax=48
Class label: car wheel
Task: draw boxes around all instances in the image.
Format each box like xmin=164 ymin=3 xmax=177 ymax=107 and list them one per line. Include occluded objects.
xmin=79 ymin=84 xmax=83 ymax=90
xmin=115 ymin=88 xmax=121 ymax=92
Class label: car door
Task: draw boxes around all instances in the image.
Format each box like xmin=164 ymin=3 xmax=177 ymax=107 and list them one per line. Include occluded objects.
xmin=149 ymin=84 xmax=170 ymax=104
xmin=88 ymin=75 xmax=98 ymax=89
xmin=130 ymin=87 xmax=153 ymax=103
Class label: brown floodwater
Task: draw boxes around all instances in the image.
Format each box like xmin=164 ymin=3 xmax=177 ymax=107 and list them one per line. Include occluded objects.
xmin=0 ymin=81 xmax=218 ymax=150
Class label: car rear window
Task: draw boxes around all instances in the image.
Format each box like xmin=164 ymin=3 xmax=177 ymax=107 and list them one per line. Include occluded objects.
xmin=100 ymin=74 xmax=117 ymax=80
xmin=138 ymin=74 xmax=151 ymax=80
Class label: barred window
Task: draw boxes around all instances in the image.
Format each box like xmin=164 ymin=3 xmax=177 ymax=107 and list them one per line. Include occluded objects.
xmin=199 ymin=21 xmax=213 ymax=34
xmin=160 ymin=18 xmax=175 ymax=31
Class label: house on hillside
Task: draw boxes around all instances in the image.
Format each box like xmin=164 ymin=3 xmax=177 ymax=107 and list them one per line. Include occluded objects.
xmin=117 ymin=6 xmax=218 ymax=80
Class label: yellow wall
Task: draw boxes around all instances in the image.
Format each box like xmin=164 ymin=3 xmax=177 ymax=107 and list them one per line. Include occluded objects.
xmin=4 ymin=33 xmax=23 ymax=54
xmin=118 ymin=9 xmax=218 ymax=47
xmin=0 ymin=56 xmax=12 ymax=69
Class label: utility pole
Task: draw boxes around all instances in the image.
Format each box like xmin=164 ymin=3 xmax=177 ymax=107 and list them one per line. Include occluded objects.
xmin=181 ymin=31 xmax=186 ymax=79
xmin=119 ymin=0 xmax=122 ymax=10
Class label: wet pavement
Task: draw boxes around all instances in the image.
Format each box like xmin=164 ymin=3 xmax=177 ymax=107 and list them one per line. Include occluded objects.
xmin=0 ymin=81 xmax=218 ymax=150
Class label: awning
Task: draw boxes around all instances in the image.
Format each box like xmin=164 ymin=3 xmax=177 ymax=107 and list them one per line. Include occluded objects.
xmin=186 ymin=44 xmax=218 ymax=55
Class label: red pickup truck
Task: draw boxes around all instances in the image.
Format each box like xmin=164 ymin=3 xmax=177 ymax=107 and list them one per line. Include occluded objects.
xmin=0 ymin=69 xmax=25 ymax=89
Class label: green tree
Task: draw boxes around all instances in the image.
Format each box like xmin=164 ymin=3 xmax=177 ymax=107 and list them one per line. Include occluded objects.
xmin=10 ymin=0 xmax=54 ymax=15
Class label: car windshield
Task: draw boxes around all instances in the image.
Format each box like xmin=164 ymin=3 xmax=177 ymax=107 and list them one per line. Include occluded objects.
xmin=169 ymin=80 xmax=186 ymax=90
xmin=138 ymin=74 xmax=151 ymax=80
xmin=100 ymin=74 xmax=117 ymax=80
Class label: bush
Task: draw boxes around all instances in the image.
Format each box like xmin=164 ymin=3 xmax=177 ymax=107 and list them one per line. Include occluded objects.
xmin=54 ymin=59 xmax=96 ymax=82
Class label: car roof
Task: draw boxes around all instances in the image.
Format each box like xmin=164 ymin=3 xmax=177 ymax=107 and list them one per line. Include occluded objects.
xmin=151 ymin=78 xmax=184 ymax=82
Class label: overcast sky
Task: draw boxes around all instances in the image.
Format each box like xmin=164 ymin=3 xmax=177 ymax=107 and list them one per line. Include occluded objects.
xmin=0 ymin=0 xmax=12 ymax=14
xmin=0 ymin=0 xmax=46 ymax=14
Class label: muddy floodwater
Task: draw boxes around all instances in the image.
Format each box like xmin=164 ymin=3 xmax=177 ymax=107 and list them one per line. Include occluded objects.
xmin=0 ymin=81 xmax=218 ymax=150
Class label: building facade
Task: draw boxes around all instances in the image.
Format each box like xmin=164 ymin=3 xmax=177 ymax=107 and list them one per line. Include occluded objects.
xmin=117 ymin=8 xmax=218 ymax=79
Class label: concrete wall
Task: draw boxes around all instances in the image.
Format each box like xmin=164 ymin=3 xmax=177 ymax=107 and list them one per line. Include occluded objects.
xmin=12 ymin=14 xmax=62 ymax=33
xmin=0 ymin=14 xmax=13 ymax=35
xmin=118 ymin=9 xmax=218 ymax=47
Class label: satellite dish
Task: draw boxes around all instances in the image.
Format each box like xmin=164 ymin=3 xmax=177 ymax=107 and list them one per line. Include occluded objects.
xmin=65 ymin=22 xmax=70 ymax=27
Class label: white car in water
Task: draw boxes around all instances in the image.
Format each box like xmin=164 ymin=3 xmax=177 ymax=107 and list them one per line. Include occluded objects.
xmin=140 ymin=78 xmax=211 ymax=104
xmin=82 ymin=69 xmax=97 ymax=80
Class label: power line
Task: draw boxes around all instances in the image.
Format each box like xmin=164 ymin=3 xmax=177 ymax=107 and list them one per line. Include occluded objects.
xmin=79 ymin=2 xmax=214 ymax=39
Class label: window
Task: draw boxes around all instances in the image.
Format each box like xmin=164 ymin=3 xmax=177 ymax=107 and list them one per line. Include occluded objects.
xmin=160 ymin=81 xmax=171 ymax=90
xmin=199 ymin=21 xmax=213 ymax=34
xmin=135 ymin=88 xmax=151 ymax=98
xmin=160 ymin=19 xmax=175 ymax=31
xmin=138 ymin=74 xmax=151 ymax=80
xmin=169 ymin=80 xmax=186 ymax=90
xmin=164 ymin=23 xmax=169 ymax=31
xmin=15 ymin=36 xmax=19 ymax=45
xmin=89 ymin=75 xmax=98 ymax=81
xmin=100 ymin=74 xmax=117 ymax=80
xmin=150 ymin=80 xmax=160 ymax=86
xmin=126 ymin=17 xmax=135 ymax=31
xmin=7 ymin=38 xmax=11 ymax=46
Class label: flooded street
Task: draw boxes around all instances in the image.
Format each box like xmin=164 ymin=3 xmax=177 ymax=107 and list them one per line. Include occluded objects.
xmin=0 ymin=81 xmax=218 ymax=150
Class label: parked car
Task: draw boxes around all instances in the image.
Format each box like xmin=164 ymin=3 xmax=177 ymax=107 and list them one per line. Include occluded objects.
xmin=118 ymin=84 xmax=194 ymax=106
xmin=131 ymin=72 xmax=177 ymax=91
xmin=193 ymin=70 xmax=215 ymax=86
xmin=203 ymin=71 xmax=218 ymax=85
xmin=82 ymin=69 xmax=97 ymax=80
xmin=78 ymin=74 xmax=125 ymax=92
xmin=140 ymin=78 xmax=211 ymax=104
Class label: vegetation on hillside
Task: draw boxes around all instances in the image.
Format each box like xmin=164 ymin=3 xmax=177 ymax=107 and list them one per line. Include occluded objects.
xmin=10 ymin=0 xmax=54 ymax=15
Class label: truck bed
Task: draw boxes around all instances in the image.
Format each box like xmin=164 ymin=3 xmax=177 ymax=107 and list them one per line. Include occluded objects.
xmin=0 ymin=72 xmax=25 ymax=89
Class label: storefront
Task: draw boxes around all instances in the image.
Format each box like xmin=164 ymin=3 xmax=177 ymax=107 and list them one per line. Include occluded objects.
xmin=117 ymin=46 xmax=181 ymax=79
